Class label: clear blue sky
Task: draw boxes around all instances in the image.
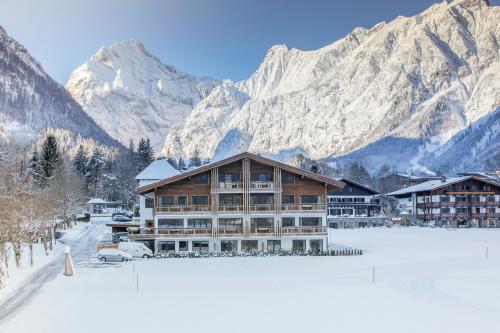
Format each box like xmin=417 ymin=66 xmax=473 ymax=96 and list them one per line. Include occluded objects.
xmin=1 ymin=0 xmax=498 ymax=83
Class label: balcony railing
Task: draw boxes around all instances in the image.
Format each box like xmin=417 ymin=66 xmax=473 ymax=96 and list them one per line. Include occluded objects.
xmin=156 ymin=203 xmax=327 ymax=214
xmin=218 ymin=182 xmax=243 ymax=190
xmin=129 ymin=226 xmax=327 ymax=238
xmin=282 ymin=226 xmax=327 ymax=235
xmin=156 ymin=205 xmax=211 ymax=214
xmin=250 ymin=181 xmax=274 ymax=190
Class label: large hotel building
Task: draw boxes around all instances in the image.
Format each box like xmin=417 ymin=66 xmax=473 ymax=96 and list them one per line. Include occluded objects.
xmin=131 ymin=152 xmax=343 ymax=253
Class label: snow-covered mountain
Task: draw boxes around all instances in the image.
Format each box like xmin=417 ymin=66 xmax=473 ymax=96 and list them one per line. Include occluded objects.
xmin=66 ymin=40 xmax=220 ymax=151
xmin=0 ymin=26 xmax=118 ymax=148
xmin=162 ymin=0 xmax=499 ymax=174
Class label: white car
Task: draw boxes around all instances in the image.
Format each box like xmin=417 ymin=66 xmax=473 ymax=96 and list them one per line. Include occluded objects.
xmin=97 ymin=248 xmax=132 ymax=262
xmin=118 ymin=242 xmax=153 ymax=258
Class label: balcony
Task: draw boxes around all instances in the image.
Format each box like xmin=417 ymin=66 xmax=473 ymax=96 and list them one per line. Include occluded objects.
xmin=128 ymin=228 xmax=212 ymax=239
xmin=281 ymin=226 xmax=327 ymax=235
xmin=217 ymin=182 xmax=243 ymax=192
xmin=282 ymin=203 xmax=327 ymax=212
xmin=218 ymin=205 xmax=244 ymax=213
xmin=250 ymin=181 xmax=274 ymax=191
xmin=156 ymin=205 xmax=211 ymax=214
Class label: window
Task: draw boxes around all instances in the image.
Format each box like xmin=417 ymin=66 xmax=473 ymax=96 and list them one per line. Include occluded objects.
xmin=282 ymin=217 xmax=295 ymax=227
xmin=219 ymin=173 xmax=241 ymax=182
xmin=282 ymin=195 xmax=294 ymax=204
xmin=192 ymin=241 xmax=209 ymax=252
xmin=456 ymin=207 xmax=469 ymax=214
xmin=251 ymin=173 xmax=272 ymax=181
xmin=177 ymin=196 xmax=187 ymax=205
xmin=301 ymin=195 xmax=321 ymax=204
xmin=309 ymin=239 xmax=323 ymax=252
xmin=342 ymin=209 xmax=354 ymax=216
xmin=159 ymin=241 xmax=175 ymax=253
xmin=221 ymin=240 xmax=238 ymax=252
xmin=218 ymin=218 xmax=243 ymax=229
xmin=159 ymin=195 xmax=174 ymax=206
xmin=441 ymin=196 xmax=450 ymax=203
xmin=241 ymin=240 xmax=258 ymax=251
xmin=486 ymin=196 xmax=495 ymax=202
xmin=292 ymin=240 xmax=306 ymax=252
xmin=250 ymin=194 xmax=273 ymax=205
xmin=470 ymin=196 xmax=480 ymax=202
xmin=300 ymin=217 xmax=321 ymax=226
xmin=193 ymin=173 xmax=209 ymax=184
xmin=145 ymin=198 xmax=153 ymax=208
xmin=187 ymin=218 xmax=212 ymax=228
xmin=281 ymin=172 xmax=295 ymax=184
xmin=267 ymin=240 xmax=281 ymax=252
xmin=192 ymin=196 xmax=208 ymax=205
xmin=251 ymin=218 xmax=274 ymax=227
xmin=179 ymin=241 xmax=188 ymax=251
xmin=354 ymin=198 xmax=365 ymax=203
xmin=441 ymin=208 xmax=450 ymax=214
xmin=341 ymin=198 xmax=354 ymax=203
xmin=328 ymin=209 xmax=342 ymax=216
xmin=219 ymin=194 xmax=242 ymax=205
xmin=158 ymin=219 xmax=183 ymax=229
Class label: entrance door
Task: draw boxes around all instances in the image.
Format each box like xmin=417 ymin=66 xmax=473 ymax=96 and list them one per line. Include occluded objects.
xmin=241 ymin=240 xmax=258 ymax=251
xmin=309 ymin=239 xmax=323 ymax=252
xmin=221 ymin=240 xmax=238 ymax=252
xmin=267 ymin=240 xmax=281 ymax=252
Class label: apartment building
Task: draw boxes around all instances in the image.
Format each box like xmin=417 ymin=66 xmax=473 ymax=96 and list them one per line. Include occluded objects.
xmin=387 ymin=176 xmax=500 ymax=227
xmin=131 ymin=152 xmax=344 ymax=253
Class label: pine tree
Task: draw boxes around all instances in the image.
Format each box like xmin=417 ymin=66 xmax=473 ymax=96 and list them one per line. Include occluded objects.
xmin=189 ymin=149 xmax=202 ymax=167
xmin=137 ymin=137 xmax=154 ymax=171
xmin=86 ymin=149 xmax=105 ymax=197
xmin=28 ymin=150 xmax=43 ymax=186
xmin=40 ymin=135 xmax=62 ymax=185
xmin=73 ymin=145 xmax=88 ymax=176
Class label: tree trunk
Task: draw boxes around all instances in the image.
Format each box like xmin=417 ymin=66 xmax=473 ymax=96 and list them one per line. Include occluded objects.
xmin=43 ymin=236 xmax=49 ymax=256
xmin=13 ymin=242 xmax=21 ymax=268
xmin=29 ymin=242 xmax=34 ymax=267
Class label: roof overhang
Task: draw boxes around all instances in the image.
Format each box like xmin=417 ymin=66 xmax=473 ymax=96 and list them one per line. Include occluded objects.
xmin=137 ymin=152 xmax=344 ymax=194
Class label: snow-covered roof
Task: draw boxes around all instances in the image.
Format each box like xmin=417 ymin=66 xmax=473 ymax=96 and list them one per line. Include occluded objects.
xmin=87 ymin=198 xmax=108 ymax=204
xmin=135 ymin=158 xmax=179 ymax=181
xmin=387 ymin=176 xmax=500 ymax=196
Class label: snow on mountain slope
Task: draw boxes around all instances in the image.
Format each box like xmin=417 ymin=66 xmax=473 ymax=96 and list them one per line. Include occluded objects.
xmin=66 ymin=40 xmax=220 ymax=151
xmin=0 ymin=26 xmax=118 ymax=148
xmin=162 ymin=0 xmax=499 ymax=173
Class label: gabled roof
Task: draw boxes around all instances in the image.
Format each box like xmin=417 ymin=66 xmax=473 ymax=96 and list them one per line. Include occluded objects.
xmin=135 ymin=158 xmax=179 ymax=181
xmin=387 ymin=176 xmax=500 ymax=196
xmin=137 ymin=152 xmax=344 ymax=194
xmin=333 ymin=178 xmax=380 ymax=195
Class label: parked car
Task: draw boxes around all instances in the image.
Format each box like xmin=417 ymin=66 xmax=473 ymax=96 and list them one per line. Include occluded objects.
xmin=113 ymin=215 xmax=132 ymax=222
xmin=118 ymin=242 xmax=153 ymax=258
xmin=97 ymin=248 xmax=132 ymax=262
xmin=112 ymin=232 xmax=129 ymax=243
xmin=112 ymin=212 xmax=132 ymax=219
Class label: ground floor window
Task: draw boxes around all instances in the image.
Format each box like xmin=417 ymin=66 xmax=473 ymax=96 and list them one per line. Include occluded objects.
xmin=328 ymin=222 xmax=338 ymax=229
xmin=309 ymin=239 xmax=323 ymax=252
xmin=267 ymin=240 xmax=281 ymax=252
xmin=282 ymin=217 xmax=295 ymax=227
xmin=241 ymin=240 xmax=258 ymax=251
xmin=221 ymin=240 xmax=238 ymax=252
xmin=179 ymin=241 xmax=188 ymax=251
xmin=300 ymin=217 xmax=321 ymax=227
xmin=292 ymin=240 xmax=306 ymax=252
xmin=192 ymin=241 xmax=209 ymax=252
xmin=159 ymin=241 xmax=175 ymax=253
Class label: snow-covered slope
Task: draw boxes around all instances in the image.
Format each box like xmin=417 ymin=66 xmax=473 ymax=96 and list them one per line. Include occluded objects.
xmin=66 ymin=40 xmax=220 ymax=151
xmin=0 ymin=26 xmax=118 ymax=147
xmin=162 ymin=0 xmax=499 ymax=173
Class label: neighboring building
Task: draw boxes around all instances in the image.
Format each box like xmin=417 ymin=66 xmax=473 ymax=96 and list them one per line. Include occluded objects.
xmin=378 ymin=173 xmax=443 ymax=194
xmin=135 ymin=158 xmax=179 ymax=228
xmin=387 ymin=176 xmax=500 ymax=227
xmin=131 ymin=152 xmax=344 ymax=253
xmin=327 ymin=178 xmax=383 ymax=228
xmin=87 ymin=198 xmax=121 ymax=223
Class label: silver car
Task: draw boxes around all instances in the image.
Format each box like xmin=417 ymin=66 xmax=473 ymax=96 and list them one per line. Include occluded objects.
xmin=97 ymin=248 xmax=132 ymax=262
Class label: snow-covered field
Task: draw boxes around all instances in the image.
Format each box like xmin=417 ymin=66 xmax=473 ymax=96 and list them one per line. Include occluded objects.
xmin=2 ymin=227 xmax=500 ymax=333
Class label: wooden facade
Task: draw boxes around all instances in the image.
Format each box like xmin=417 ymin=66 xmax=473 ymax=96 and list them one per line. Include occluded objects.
xmin=133 ymin=152 xmax=344 ymax=252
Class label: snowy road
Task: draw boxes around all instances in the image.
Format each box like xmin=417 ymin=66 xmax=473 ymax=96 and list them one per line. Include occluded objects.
xmin=0 ymin=223 xmax=104 ymax=325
